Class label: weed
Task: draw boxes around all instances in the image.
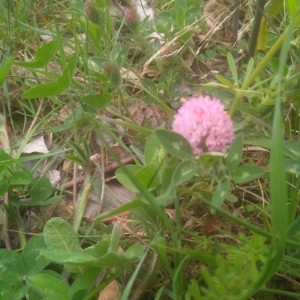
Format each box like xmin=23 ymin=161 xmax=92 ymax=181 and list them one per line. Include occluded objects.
xmin=1 ymin=0 xmax=300 ymax=299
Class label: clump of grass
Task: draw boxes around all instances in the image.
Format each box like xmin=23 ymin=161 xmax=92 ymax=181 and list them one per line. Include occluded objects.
xmin=1 ymin=0 xmax=300 ymax=299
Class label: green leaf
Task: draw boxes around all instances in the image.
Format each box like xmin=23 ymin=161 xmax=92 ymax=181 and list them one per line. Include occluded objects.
xmin=115 ymin=165 xmax=141 ymax=192
xmin=40 ymin=250 xmax=96 ymax=265
xmin=43 ymin=217 xmax=82 ymax=251
xmin=198 ymin=152 xmax=225 ymax=165
xmin=144 ymin=133 xmax=167 ymax=165
xmin=155 ymin=190 xmax=177 ymax=207
xmin=186 ymin=279 xmax=202 ymax=300
xmin=57 ymin=55 xmax=77 ymax=87
xmin=0 ymin=250 xmax=26 ymax=284
xmin=0 ymin=280 xmax=13 ymax=299
xmin=266 ymin=0 xmax=283 ymax=17
xmin=70 ymin=289 xmax=88 ymax=300
xmin=135 ymin=164 xmax=160 ymax=190
xmin=268 ymin=20 xmax=292 ymax=245
xmin=227 ymin=53 xmax=238 ymax=84
xmin=286 ymin=0 xmax=300 ymax=25
xmin=121 ymin=251 xmax=148 ymax=300
xmin=176 ymin=7 xmax=185 ymax=27
xmin=68 ymin=269 xmax=99 ymax=300
xmin=211 ymin=180 xmax=231 ymax=213
xmin=288 ymin=216 xmax=300 ymax=238
xmin=115 ymin=164 xmax=160 ymax=192
xmin=257 ymin=18 xmax=269 ymax=51
xmin=0 ymin=149 xmax=14 ymax=168
xmin=231 ymin=165 xmax=265 ymax=184
xmin=243 ymin=58 xmax=255 ymax=83
xmin=21 ymin=236 xmax=49 ymax=275
xmin=123 ymin=243 xmax=144 ymax=260
xmin=215 ymin=74 xmax=235 ymax=90
xmin=0 ymin=150 xmax=14 ymax=195
xmin=65 ymin=154 xmax=87 ymax=166
xmin=30 ymin=40 xmax=58 ymax=66
xmin=28 ymin=176 xmax=53 ymax=202
xmin=284 ymin=140 xmax=300 ymax=160
xmin=22 ymin=81 xmax=66 ymax=98
xmin=109 ymin=224 xmax=122 ymax=253
xmin=15 ymin=195 xmax=62 ymax=207
xmin=16 ymin=40 xmax=58 ymax=68
xmin=44 ymin=248 xmax=131 ymax=268
xmin=244 ymin=139 xmax=272 ymax=149
xmin=0 ymin=181 xmax=9 ymax=198
xmin=81 ymin=93 xmax=112 ymax=108
xmin=83 ymin=240 xmax=110 ymax=258
xmin=0 ymin=56 xmax=14 ymax=85
xmin=93 ymin=199 xmax=141 ymax=225
xmin=67 ymin=140 xmax=90 ymax=168
xmin=155 ymin=129 xmax=193 ymax=160
xmin=22 ymin=56 xmax=77 ymax=98
xmin=226 ymin=135 xmax=243 ymax=171
xmin=92 ymin=252 xmax=130 ymax=267
xmin=27 ymin=271 xmax=69 ymax=298
xmin=284 ymin=159 xmax=300 ymax=175
xmin=171 ymin=160 xmax=197 ymax=186
xmin=9 ymin=171 xmax=32 ymax=186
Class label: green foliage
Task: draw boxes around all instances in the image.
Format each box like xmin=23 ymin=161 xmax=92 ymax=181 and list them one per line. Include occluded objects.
xmin=116 ymin=164 xmax=161 ymax=192
xmin=230 ymin=165 xmax=265 ymax=184
xmin=2 ymin=0 xmax=300 ymax=299
xmin=0 ymin=56 xmax=14 ymax=85
xmin=0 ymin=236 xmax=49 ymax=299
xmin=0 ymin=150 xmax=57 ymax=205
xmin=191 ymin=234 xmax=268 ymax=300
xmin=155 ymin=129 xmax=193 ymax=160
xmin=16 ymin=40 xmax=58 ymax=69
xmin=22 ymin=56 xmax=77 ymax=99
xmin=81 ymin=93 xmax=112 ymax=109
xmin=0 ymin=218 xmax=147 ymax=299
xmin=27 ymin=271 xmax=70 ymax=300
xmin=286 ymin=0 xmax=300 ymax=24
xmin=28 ymin=176 xmax=54 ymax=203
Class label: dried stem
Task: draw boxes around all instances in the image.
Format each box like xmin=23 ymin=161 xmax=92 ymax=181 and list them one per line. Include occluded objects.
xmin=248 ymin=0 xmax=267 ymax=58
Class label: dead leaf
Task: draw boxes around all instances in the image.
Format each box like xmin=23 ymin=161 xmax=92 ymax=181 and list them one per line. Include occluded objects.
xmin=23 ymin=136 xmax=49 ymax=154
xmin=98 ymin=280 xmax=120 ymax=300
xmin=47 ymin=170 xmax=61 ymax=187
xmin=202 ymin=214 xmax=222 ymax=235
xmin=128 ymin=101 xmax=168 ymax=127
xmin=0 ymin=114 xmax=10 ymax=151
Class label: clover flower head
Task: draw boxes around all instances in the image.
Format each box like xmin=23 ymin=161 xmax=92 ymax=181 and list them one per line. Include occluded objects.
xmin=172 ymin=96 xmax=234 ymax=155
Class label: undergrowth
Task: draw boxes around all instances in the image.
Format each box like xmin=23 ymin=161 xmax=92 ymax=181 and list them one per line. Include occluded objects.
xmin=1 ymin=0 xmax=300 ymax=299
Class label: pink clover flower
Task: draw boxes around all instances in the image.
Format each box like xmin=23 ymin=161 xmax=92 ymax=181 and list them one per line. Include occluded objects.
xmin=172 ymin=96 xmax=234 ymax=155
